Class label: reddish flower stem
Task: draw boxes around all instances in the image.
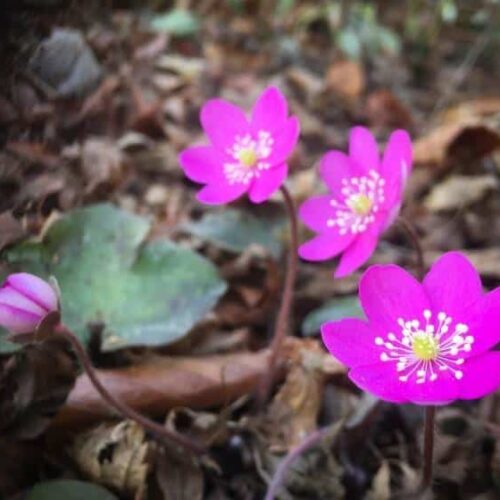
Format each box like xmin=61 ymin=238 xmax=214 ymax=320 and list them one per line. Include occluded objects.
xmin=55 ymin=323 xmax=206 ymax=455
xmin=421 ymin=406 xmax=436 ymax=492
xmin=257 ymin=185 xmax=299 ymax=405
xmin=397 ymin=216 xmax=425 ymax=280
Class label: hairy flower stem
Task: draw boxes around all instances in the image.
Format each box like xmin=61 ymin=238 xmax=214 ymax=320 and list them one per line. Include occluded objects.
xmin=397 ymin=216 xmax=425 ymax=280
xmin=257 ymin=185 xmax=299 ymax=405
xmin=422 ymin=406 xmax=436 ymax=491
xmin=55 ymin=324 xmax=207 ymax=455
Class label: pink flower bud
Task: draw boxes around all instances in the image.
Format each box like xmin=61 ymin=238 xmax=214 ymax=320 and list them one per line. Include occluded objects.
xmin=0 ymin=273 xmax=59 ymax=334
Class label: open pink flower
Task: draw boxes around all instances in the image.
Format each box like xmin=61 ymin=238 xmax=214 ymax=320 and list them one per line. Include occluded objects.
xmin=299 ymin=127 xmax=412 ymax=277
xmin=179 ymin=87 xmax=299 ymax=204
xmin=322 ymin=252 xmax=500 ymax=405
xmin=0 ymin=273 xmax=58 ymax=334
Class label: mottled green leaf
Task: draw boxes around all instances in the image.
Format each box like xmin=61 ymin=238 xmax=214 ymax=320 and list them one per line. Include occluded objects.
xmin=302 ymin=296 xmax=365 ymax=336
xmin=182 ymin=208 xmax=287 ymax=258
xmin=28 ymin=480 xmax=117 ymax=500
xmin=3 ymin=204 xmax=226 ymax=351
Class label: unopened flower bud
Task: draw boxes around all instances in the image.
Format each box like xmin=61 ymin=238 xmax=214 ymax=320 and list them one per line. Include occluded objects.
xmin=0 ymin=273 xmax=59 ymax=336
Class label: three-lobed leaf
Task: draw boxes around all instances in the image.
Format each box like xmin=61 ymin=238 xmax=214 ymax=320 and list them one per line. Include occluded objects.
xmin=2 ymin=204 xmax=226 ymax=351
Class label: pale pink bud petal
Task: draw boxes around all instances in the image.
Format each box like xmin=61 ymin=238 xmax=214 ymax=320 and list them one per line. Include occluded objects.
xmin=0 ymin=273 xmax=59 ymax=334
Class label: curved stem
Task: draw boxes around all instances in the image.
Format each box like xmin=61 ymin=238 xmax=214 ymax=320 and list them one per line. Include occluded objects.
xmin=421 ymin=405 xmax=436 ymax=492
xmin=397 ymin=216 xmax=425 ymax=280
xmin=265 ymin=426 xmax=332 ymax=500
xmin=257 ymin=185 xmax=299 ymax=405
xmin=55 ymin=324 xmax=206 ymax=455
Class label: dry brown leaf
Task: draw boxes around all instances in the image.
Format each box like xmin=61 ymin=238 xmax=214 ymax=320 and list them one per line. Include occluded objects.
xmin=439 ymin=97 xmax=500 ymax=124
xmin=266 ymin=339 xmax=345 ymax=451
xmin=71 ymin=421 xmax=150 ymax=498
xmin=0 ymin=337 xmax=77 ymax=439
xmin=369 ymin=461 xmax=391 ymax=500
xmin=52 ymin=347 xmax=281 ymax=428
xmin=423 ymin=174 xmax=497 ymax=212
xmin=366 ymin=89 xmax=413 ymax=129
xmin=286 ymin=67 xmax=323 ymax=105
xmin=75 ymin=75 xmax=120 ymax=123
xmin=325 ymin=60 xmax=365 ymax=100
xmin=0 ymin=95 xmax=18 ymax=125
xmin=81 ymin=138 xmax=124 ymax=194
xmin=0 ymin=212 xmax=25 ymax=251
xmin=156 ymin=445 xmax=203 ymax=500
xmin=133 ymin=33 xmax=169 ymax=62
xmin=6 ymin=141 xmax=60 ymax=169
xmin=155 ymin=55 xmax=205 ymax=82
xmin=414 ymin=122 xmax=500 ymax=167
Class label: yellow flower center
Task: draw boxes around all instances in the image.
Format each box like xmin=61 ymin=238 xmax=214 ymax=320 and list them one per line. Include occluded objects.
xmin=348 ymin=194 xmax=373 ymax=215
xmin=238 ymin=148 xmax=258 ymax=167
xmin=412 ymin=333 xmax=439 ymax=361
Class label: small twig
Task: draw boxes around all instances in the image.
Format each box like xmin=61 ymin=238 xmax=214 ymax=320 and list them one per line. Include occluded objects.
xmin=257 ymin=185 xmax=299 ymax=405
xmin=397 ymin=216 xmax=425 ymax=280
xmin=55 ymin=324 xmax=207 ymax=455
xmin=421 ymin=406 xmax=436 ymax=492
xmin=264 ymin=425 xmax=337 ymax=500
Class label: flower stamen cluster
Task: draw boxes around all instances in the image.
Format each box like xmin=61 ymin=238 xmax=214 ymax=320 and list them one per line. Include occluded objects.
xmin=224 ymin=131 xmax=274 ymax=185
xmin=327 ymin=170 xmax=385 ymax=235
xmin=375 ymin=309 xmax=473 ymax=384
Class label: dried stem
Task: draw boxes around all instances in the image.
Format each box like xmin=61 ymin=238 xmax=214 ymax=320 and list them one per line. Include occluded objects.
xmin=55 ymin=324 xmax=206 ymax=455
xmin=257 ymin=185 xmax=299 ymax=405
xmin=265 ymin=426 xmax=333 ymax=500
xmin=421 ymin=406 xmax=436 ymax=492
xmin=397 ymin=216 xmax=425 ymax=280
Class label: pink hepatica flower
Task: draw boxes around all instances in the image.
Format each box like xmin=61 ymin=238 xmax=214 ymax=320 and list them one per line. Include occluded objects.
xmin=179 ymin=87 xmax=299 ymax=204
xmin=0 ymin=273 xmax=58 ymax=334
xmin=322 ymin=252 xmax=500 ymax=405
xmin=299 ymin=127 xmax=412 ymax=277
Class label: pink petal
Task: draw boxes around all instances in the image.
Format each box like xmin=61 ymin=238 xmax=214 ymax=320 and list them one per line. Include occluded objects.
xmin=0 ymin=303 xmax=41 ymax=334
xmin=298 ymin=195 xmax=335 ymax=232
xmin=298 ymin=231 xmax=354 ymax=261
xmin=248 ymin=164 xmax=288 ymax=203
xmin=251 ymin=87 xmax=288 ymax=135
xmin=381 ymin=129 xmax=412 ymax=183
xmin=0 ymin=286 xmax=46 ymax=316
xmin=459 ymin=352 xmax=500 ymax=400
xmin=179 ymin=146 xmax=226 ymax=184
xmin=267 ymin=116 xmax=299 ymax=166
xmin=423 ymin=252 xmax=482 ymax=319
xmin=359 ymin=264 xmax=431 ymax=334
xmin=381 ymin=203 xmax=402 ymax=232
xmin=334 ymin=228 xmax=379 ymax=278
xmin=349 ymin=362 xmax=460 ymax=405
xmin=321 ymin=319 xmax=380 ymax=368
xmin=380 ymin=129 xmax=412 ymax=207
xmin=7 ymin=273 xmax=58 ymax=311
xmin=196 ymin=182 xmax=248 ymax=205
xmin=402 ymin=370 xmax=460 ymax=405
xmin=465 ymin=288 xmax=500 ymax=357
xmin=349 ymin=127 xmax=380 ymax=172
xmin=319 ymin=151 xmax=364 ymax=193
xmin=200 ymin=99 xmax=250 ymax=151
xmin=348 ymin=363 xmax=407 ymax=403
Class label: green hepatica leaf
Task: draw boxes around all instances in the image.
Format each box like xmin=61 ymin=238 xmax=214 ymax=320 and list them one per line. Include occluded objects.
xmin=3 ymin=204 xmax=226 ymax=351
xmin=182 ymin=208 xmax=287 ymax=258
xmin=302 ymin=296 xmax=365 ymax=336
xmin=151 ymin=9 xmax=199 ymax=37
xmin=28 ymin=480 xmax=118 ymax=500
